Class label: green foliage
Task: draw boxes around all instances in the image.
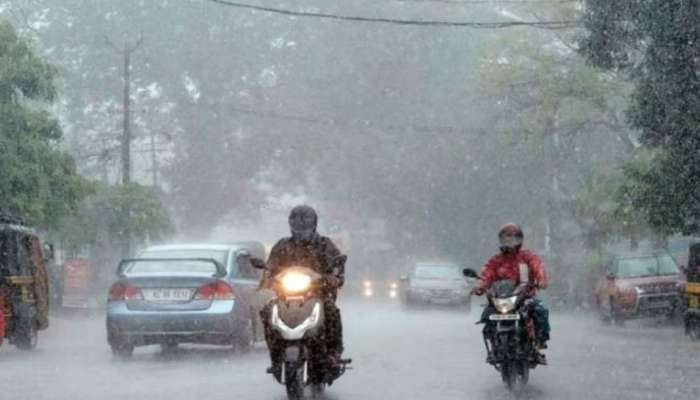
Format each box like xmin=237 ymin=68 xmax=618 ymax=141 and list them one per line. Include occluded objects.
xmin=0 ymin=20 xmax=86 ymax=228
xmin=580 ymin=0 xmax=700 ymax=236
xmin=60 ymin=183 xmax=174 ymax=254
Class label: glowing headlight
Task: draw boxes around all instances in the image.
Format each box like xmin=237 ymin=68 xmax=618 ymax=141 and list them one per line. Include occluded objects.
xmin=281 ymin=271 xmax=312 ymax=293
xmin=389 ymin=289 xmax=398 ymax=299
xmin=493 ymin=296 xmax=517 ymax=314
xmin=389 ymin=282 xmax=398 ymax=290
xmin=363 ymin=280 xmax=373 ymax=288
xmin=364 ymin=287 xmax=374 ymax=297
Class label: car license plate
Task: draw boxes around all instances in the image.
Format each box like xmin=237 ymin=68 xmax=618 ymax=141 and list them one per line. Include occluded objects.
xmin=143 ymin=288 xmax=192 ymax=302
xmin=645 ymin=300 xmax=671 ymax=309
xmin=489 ymin=314 xmax=520 ymax=321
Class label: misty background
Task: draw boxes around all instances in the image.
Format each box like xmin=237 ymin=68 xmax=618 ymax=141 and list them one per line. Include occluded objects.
xmin=0 ymin=0 xmax=641 ymax=304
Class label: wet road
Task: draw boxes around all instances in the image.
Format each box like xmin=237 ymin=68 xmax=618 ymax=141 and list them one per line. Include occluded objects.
xmin=1 ymin=300 xmax=698 ymax=400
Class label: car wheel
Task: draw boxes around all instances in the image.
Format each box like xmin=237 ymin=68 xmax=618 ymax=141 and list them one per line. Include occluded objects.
xmin=608 ymin=297 xmax=626 ymax=326
xmin=234 ymin=313 xmax=255 ymax=353
xmin=111 ymin=341 xmax=134 ymax=358
xmin=160 ymin=341 xmax=178 ymax=353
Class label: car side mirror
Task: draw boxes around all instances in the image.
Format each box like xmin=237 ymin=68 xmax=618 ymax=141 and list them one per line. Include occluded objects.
xmin=399 ymin=274 xmax=409 ymax=282
xmin=463 ymin=268 xmax=480 ymax=279
xmin=250 ymin=257 xmax=266 ymax=270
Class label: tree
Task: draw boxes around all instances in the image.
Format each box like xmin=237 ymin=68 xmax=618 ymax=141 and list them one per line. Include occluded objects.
xmin=0 ymin=19 xmax=86 ymax=228
xmin=580 ymin=0 xmax=700 ymax=235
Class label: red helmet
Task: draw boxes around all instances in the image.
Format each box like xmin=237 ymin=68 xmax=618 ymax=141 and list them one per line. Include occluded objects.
xmin=498 ymin=223 xmax=523 ymax=253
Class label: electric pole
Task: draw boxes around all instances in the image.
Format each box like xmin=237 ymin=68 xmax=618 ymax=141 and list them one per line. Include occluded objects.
xmin=105 ymin=33 xmax=144 ymax=257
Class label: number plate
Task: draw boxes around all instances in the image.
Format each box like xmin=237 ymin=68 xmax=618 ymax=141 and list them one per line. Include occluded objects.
xmin=142 ymin=288 xmax=192 ymax=302
xmin=489 ymin=314 xmax=520 ymax=321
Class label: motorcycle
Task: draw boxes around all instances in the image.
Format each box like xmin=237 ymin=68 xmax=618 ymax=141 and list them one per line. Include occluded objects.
xmin=463 ymin=268 xmax=541 ymax=391
xmin=253 ymin=256 xmax=351 ymax=400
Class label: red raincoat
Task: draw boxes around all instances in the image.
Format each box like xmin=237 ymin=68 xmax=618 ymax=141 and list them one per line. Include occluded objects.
xmin=477 ymin=249 xmax=548 ymax=293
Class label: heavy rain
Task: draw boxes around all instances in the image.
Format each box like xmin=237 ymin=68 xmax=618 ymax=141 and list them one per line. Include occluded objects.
xmin=0 ymin=1 xmax=698 ymax=399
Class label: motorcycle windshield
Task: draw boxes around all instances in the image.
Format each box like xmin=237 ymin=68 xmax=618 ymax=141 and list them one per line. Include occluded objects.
xmin=492 ymin=280 xmax=516 ymax=298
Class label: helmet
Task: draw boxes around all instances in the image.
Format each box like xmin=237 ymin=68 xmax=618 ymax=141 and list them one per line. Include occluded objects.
xmin=289 ymin=205 xmax=318 ymax=243
xmin=498 ymin=223 xmax=523 ymax=253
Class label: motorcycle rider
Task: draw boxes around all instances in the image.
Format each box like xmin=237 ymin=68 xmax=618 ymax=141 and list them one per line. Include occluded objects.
xmin=471 ymin=223 xmax=551 ymax=364
xmin=260 ymin=205 xmax=345 ymax=376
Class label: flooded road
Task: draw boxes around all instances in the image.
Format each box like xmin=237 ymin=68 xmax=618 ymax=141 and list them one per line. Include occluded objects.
xmin=1 ymin=300 xmax=698 ymax=400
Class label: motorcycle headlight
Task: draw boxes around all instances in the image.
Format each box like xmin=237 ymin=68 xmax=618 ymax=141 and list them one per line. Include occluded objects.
xmin=281 ymin=271 xmax=312 ymax=294
xmin=493 ymin=296 xmax=517 ymax=314
xmin=389 ymin=282 xmax=398 ymax=290
xmin=363 ymin=280 xmax=373 ymax=288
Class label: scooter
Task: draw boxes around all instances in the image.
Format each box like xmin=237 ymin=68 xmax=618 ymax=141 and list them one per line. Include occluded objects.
xmin=254 ymin=256 xmax=351 ymax=400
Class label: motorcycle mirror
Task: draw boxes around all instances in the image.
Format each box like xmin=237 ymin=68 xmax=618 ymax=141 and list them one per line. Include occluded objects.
xmin=463 ymin=268 xmax=480 ymax=279
xmin=250 ymin=257 xmax=266 ymax=270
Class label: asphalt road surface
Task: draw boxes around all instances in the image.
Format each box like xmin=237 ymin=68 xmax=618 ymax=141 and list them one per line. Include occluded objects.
xmin=1 ymin=300 xmax=698 ymax=400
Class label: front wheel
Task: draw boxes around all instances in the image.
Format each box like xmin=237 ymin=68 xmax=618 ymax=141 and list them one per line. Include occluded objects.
xmin=311 ymin=383 xmax=325 ymax=398
xmin=284 ymin=362 xmax=305 ymax=400
xmin=501 ymin=360 xmax=528 ymax=391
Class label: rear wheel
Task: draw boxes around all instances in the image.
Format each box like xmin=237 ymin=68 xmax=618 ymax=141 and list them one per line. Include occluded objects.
xmin=284 ymin=362 xmax=305 ymax=400
xmin=14 ymin=320 xmax=37 ymax=351
xmin=688 ymin=319 xmax=700 ymax=341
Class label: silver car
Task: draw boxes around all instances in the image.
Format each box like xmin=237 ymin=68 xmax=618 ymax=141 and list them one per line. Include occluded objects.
xmin=106 ymin=243 xmax=264 ymax=357
xmin=401 ymin=262 xmax=473 ymax=309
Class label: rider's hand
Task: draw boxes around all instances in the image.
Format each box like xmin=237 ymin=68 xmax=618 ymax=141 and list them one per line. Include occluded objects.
xmin=471 ymin=287 xmax=486 ymax=296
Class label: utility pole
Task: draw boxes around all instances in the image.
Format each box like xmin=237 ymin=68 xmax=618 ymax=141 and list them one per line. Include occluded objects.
xmin=105 ymin=34 xmax=143 ymax=186
xmin=105 ymin=33 xmax=144 ymax=257
xmin=150 ymin=128 xmax=159 ymax=188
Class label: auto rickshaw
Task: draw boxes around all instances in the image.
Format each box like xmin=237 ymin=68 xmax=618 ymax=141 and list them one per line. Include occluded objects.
xmin=0 ymin=215 xmax=50 ymax=350
xmin=683 ymin=243 xmax=700 ymax=340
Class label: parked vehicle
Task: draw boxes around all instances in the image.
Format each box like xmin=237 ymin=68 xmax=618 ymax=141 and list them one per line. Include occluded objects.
xmin=682 ymin=243 xmax=700 ymax=340
xmin=464 ymin=268 xmax=541 ymax=392
xmin=594 ymin=252 xmax=682 ymax=325
xmin=106 ymin=243 xmax=265 ymax=357
xmin=401 ymin=262 xmax=473 ymax=309
xmin=0 ymin=216 xmax=50 ymax=350
xmin=254 ymin=255 xmax=351 ymax=400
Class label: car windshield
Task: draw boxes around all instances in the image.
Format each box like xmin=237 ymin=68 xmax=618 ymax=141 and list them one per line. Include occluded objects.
xmin=140 ymin=249 xmax=228 ymax=266
xmin=616 ymin=254 xmax=679 ymax=278
xmin=122 ymin=259 xmax=219 ymax=275
xmin=414 ymin=265 xmax=460 ymax=279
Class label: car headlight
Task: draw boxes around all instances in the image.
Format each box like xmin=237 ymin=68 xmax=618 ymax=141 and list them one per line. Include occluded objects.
xmin=364 ymin=287 xmax=374 ymax=297
xmin=493 ymin=296 xmax=517 ymax=314
xmin=281 ymin=271 xmax=312 ymax=294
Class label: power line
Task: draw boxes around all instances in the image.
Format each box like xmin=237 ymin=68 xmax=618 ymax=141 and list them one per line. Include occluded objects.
xmin=394 ymin=0 xmax=579 ymax=4
xmin=206 ymin=0 xmax=579 ymax=29
xmin=229 ymin=105 xmax=474 ymax=136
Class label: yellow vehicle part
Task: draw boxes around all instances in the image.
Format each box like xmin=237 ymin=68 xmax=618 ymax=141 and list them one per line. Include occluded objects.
xmin=690 ymin=296 xmax=699 ymax=308
xmin=686 ymin=283 xmax=700 ymax=295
